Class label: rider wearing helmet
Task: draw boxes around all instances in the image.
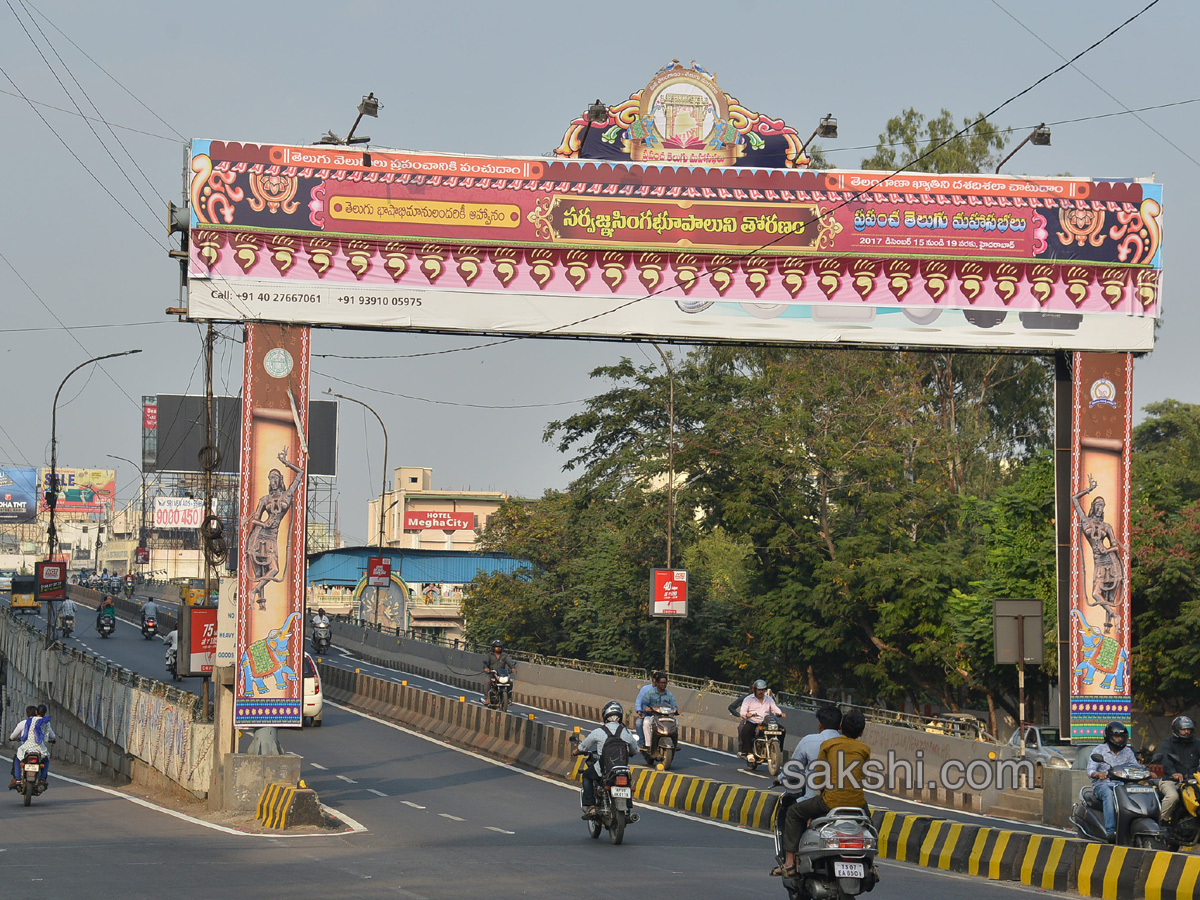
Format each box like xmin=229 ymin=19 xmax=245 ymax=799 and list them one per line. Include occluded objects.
xmin=1159 ymin=715 xmax=1199 ymax=823
xmin=1086 ymin=721 xmax=1137 ymax=842
xmin=573 ymin=701 xmax=639 ymax=820
xmin=482 ymin=639 xmax=516 ymax=702
xmin=737 ymin=678 xmax=786 ymax=764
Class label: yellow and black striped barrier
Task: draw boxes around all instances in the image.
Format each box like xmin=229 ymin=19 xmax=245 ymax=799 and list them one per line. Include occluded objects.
xmin=255 ymin=781 xmax=323 ymax=829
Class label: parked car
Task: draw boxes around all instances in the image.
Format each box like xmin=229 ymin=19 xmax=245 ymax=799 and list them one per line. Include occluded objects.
xmin=1008 ymin=726 xmax=1072 ymax=786
xmin=0 ymin=569 xmax=16 ymax=592
xmin=302 ymin=652 xmax=323 ymax=727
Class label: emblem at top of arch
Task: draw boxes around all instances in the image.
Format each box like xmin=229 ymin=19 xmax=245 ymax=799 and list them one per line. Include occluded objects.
xmin=247 ymin=172 xmax=300 ymax=215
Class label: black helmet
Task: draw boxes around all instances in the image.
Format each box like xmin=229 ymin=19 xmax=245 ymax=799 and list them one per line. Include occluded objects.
xmin=602 ymin=701 xmax=623 ymax=723
xmin=491 ymin=639 xmax=503 ymax=650
xmin=1104 ymin=721 xmax=1129 ymax=752
xmin=753 ymin=679 xmax=768 ymax=692
xmin=1172 ymin=715 xmax=1195 ymax=742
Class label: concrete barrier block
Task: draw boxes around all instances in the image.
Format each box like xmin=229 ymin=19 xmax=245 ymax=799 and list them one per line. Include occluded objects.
xmin=256 ymin=781 xmax=323 ymax=829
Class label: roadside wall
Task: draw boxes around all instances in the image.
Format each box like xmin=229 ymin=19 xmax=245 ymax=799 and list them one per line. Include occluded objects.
xmin=0 ymin=607 xmax=210 ymax=796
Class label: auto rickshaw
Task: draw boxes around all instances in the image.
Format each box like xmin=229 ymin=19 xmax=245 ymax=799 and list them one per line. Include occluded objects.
xmin=10 ymin=574 xmax=38 ymax=612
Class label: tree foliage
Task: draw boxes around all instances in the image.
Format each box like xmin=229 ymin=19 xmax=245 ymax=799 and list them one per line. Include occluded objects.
xmin=861 ymin=108 xmax=1009 ymax=174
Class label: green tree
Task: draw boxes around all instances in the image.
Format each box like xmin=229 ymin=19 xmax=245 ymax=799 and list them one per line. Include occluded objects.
xmin=861 ymin=107 xmax=1008 ymax=174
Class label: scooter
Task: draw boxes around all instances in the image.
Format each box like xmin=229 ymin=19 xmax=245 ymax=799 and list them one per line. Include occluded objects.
xmin=97 ymin=614 xmax=116 ymax=638
xmin=748 ymin=713 xmax=787 ymax=777
xmin=641 ymin=706 xmax=680 ymax=770
xmin=312 ymin=622 xmax=331 ymax=654
xmin=571 ymin=735 xmax=640 ymax=846
xmin=1070 ymin=753 xmax=1164 ymax=849
xmin=772 ymin=761 xmax=880 ymax=900
xmin=141 ymin=617 xmax=159 ymax=640
xmin=485 ymin=671 xmax=514 ymax=712
xmin=1155 ymin=754 xmax=1200 ymax=851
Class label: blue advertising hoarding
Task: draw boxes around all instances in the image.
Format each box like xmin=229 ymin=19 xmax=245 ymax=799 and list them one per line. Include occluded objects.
xmin=0 ymin=467 xmax=38 ymax=523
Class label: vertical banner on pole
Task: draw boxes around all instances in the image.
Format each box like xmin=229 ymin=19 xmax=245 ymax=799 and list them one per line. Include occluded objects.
xmin=235 ymin=323 xmax=310 ymax=727
xmin=1068 ymin=352 xmax=1133 ymax=744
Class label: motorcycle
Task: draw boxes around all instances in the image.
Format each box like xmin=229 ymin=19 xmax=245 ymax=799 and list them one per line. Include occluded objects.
xmin=1070 ymin=752 xmax=1164 ymax=849
xmin=123 ymin=578 xmax=135 ymax=599
xmin=572 ymin=735 xmax=640 ymax=845
xmin=312 ymin=622 xmax=331 ymax=654
xmin=748 ymin=713 xmax=787 ymax=777
xmin=641 ymin=705 xmax=680 ymax=770
xmin=165 ymin=644 xmax=180 ymax=681
xmin=97 ymin=614 xmax=116 ymax=638
xmin=141 ymin=616 xmax=159 ymax=640
xmin=58 ymin=614 xmax=74 ymax=639
xmin=485 ymin=670 xmax=514 ymax=712
xmin=11 ymin=741 xmax=53 ymax=807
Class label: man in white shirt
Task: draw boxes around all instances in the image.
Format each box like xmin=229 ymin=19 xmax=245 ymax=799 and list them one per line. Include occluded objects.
xmin=738 ymin=679 xmax=786 ymax=763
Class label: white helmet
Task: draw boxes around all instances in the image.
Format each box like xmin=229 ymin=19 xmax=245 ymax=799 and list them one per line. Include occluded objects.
xmin=602 ymin=701 xmax=623 ymax=723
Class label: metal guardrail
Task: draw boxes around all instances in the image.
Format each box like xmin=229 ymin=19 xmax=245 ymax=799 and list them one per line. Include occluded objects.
xmin=332 ymin=614 xmax=999 ymax=742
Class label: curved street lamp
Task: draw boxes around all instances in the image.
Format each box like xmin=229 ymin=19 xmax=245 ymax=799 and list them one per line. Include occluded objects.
xmin=47 ymin=350 xmax=142 ymax=563
xmin=326 ymin=390 xmax=389 ymax=625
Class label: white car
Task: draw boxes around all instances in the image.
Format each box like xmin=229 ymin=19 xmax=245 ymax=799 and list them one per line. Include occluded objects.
xmin=0 ymin=570 xmax=16 ymax=592
xmin=302 ymin=652 xmax=323 ymax=727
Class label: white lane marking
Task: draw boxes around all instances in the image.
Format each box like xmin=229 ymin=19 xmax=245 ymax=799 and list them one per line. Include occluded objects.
xmin=401 ymin=801 xmax=425 ymax=809
xmin=698 ymin=759 xmax=720 ymax=766
xmin=310 ymin=763 xmax=328 ymax=770
xmin=367 ymin=789 xmax=388 ymax=797
xmin=484 ymin=826 xmax=515 ymax=834
xmin=0 ymin=753 xmax=367 ymax=837
xmin=438 ymin=813 xmax=465 ymax=822
xmin=336 ymin=775 xmax=358 ymax=784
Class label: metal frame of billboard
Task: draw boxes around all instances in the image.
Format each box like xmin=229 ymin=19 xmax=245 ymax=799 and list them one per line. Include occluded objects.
xmin=180 ymin=141 xmax=1161 ymax=355
xmin=144 ymin=393 xmax=339 ymax=477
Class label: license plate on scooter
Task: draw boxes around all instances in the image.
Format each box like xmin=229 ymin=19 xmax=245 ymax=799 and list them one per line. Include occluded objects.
xmin=610 ymin=787 xmax=632 ymax=798
xmin=833 ymin=862 xmax=865 ymax=878
xmin=23 ymin=763 xmax=39 ymax=776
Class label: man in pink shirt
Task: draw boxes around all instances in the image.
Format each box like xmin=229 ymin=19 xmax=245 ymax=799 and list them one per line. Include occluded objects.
xmin=738 ymin=679 xmax=786 ymax=763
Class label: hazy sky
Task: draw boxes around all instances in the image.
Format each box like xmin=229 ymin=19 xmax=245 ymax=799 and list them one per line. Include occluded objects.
xmin=1 ymin=0 xmax=1194 ymax=544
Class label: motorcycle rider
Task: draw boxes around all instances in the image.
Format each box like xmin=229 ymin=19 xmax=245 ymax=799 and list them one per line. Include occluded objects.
xmin=96 ymin=595 xmax=117 ymax=630
xmin=572 ymin=700 xmax=639 ymax=820
xmin=57 ymin=596 xmax=78 ymax=632
xmin=311 ymin=607 xmax=330 ymax=628
xmin=9 ymin=703 xmax=55 ymax=789
xmin=1159 ymin=715 xmax=1200 ymax=824
xmin=738 ymin=679 xmax=786 ymax=764
xmin=1086 ymin=721 xmax=1137 ymax=843
xmin=638 ymin=672 xmax=678 ymax=750
xmin=633 ymin=679 xmax=654 ymax=749
xmin=140 ymin=598 xmax=159 ymax=628
xmin=775 ymin=709 xmax=871 ymax=878
xmin=162 ymin=627 xmax=180 ymax=672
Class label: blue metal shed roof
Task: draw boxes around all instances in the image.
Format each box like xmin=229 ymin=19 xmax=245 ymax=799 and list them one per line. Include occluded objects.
xmin=307 ymin=546 xmax=529 ymax=586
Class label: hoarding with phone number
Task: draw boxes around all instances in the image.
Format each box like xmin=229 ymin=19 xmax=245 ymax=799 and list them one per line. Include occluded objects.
xmin=154 ymin=497 xmax=206 ymax=529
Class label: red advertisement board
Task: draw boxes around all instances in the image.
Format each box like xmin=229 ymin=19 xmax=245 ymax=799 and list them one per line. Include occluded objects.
xmin=368 ymin=557 xmax=391 ymax=587
xmin=190 ymin=607 xmax=218 ymax=674
xmin=36 ymin=561 xmax=66 ymax=600
xmin=135 ymin=547 xmax=150 ymax=565
xmin=404 ymin=510 xmax=476 ymax=532
xmin=650 ymin=569 xmax=688 ymax=617
xmin=144 ymin=403 xmax=157 ymax=429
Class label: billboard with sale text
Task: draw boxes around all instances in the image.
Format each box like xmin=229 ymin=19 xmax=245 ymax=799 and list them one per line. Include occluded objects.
xmin=181 ymin=65 xmax=1161 ymax=355
xmin=38 ymin=468 xmax=115 ymax=514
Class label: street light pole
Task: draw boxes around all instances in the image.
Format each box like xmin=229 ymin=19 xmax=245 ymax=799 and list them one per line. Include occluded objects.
xmin=47 ymin=350 xmax=142 ymax=564
xmin=108 ymin=453 xmax=148 ymax=577
xmin=327 ymin=390 xmax=388 ymax=625
xmin=652 ymin=344 xmax=676 ymax=676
